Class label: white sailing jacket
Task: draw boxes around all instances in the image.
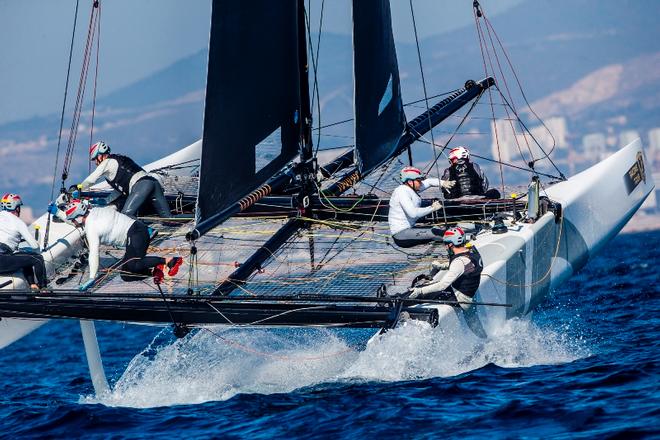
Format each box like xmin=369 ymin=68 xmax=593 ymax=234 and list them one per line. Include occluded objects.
xmin=388 ymin=178 xmax=440 ymax=235
xmin=0 ymin=211 xmax=39 ymax=251
xmin=56 ymin=206 xmax=135 ymax=280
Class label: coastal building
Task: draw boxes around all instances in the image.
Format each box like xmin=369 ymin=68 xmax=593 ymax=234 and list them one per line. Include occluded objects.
xmin=619 ymin=130 xmax=640 ymax=149
xmin=582 ymin=133 xmax=607 ymax=161
xmin=490 ymin=116 xmax=567 ymax=163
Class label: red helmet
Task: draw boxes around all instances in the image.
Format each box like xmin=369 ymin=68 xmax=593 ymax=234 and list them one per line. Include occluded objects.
xmin=443 ymin=226 xmax=466 ymax=246
xmin=448 ymin=146 xmax=470 ymax=163
xmin=90 ymin=141 xmax=110 ymax=161
xmin=64 ymin=199 xmax=89 ymax=221
xmin=1 ymin=193 xmax=23 ymax=211
xmin=400 ymin=166 xmax=423 ymax=183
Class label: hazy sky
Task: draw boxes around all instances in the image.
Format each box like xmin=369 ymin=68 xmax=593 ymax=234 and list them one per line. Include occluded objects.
xmin=0 ymin=0 xmax=523 ymax=125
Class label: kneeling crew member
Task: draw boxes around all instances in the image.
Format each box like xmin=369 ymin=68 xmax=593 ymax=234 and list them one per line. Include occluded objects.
xmin=0 ymin=193 xmax=48 ymax=289
xmin=388 ymin=166 xmax=453 ymax=248
xmin=441 ymin=146 xmax=500 ymax=200
xmin=50 ymin=200 xmax=182 ymax=290
xmin=78 ymin=141 xmax=171 ymax=218
xmin=408 ymin=226 xmax=483 ymax=309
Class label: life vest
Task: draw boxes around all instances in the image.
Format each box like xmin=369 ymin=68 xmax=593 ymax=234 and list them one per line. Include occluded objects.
xmin=450 ymin=248 xmax=483 ymax=298
xmin=446 ymin=162 xmax=484 ymax=199
xmin=105 ymin=154 xmax=144 ymax=195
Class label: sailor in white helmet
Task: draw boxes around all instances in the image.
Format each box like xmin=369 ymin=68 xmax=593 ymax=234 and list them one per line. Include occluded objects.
xmin=388 ymin=166 xmax=455 ymax=248
xmin=406 ymin=226 xmax=483 ymax=310
xmin=74 ymin=141 xmax=171 ymax=218
xmin=441 ymin=146 xmax=500 ymax=200
xmin=0 ymin=193 xmax=48 ymax=289
xmin=48 ymin=200 xmax=182 ymax=291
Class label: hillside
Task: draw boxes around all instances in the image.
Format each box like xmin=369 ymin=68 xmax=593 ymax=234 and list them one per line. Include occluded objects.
xmin=1 ymin=0 xmax=658 ymax=211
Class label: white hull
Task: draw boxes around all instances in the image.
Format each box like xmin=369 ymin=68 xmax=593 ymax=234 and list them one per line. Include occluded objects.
xmin=0 ymin=141 xmax=202 ymax=349
xmin=408 ymin=139 xmax=654 ymax=339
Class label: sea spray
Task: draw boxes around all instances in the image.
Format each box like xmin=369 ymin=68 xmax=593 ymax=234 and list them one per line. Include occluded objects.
xmin=88 ymin=317 xmax=589 ymax=408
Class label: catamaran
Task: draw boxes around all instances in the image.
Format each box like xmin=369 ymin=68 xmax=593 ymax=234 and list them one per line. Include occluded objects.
xmin=0 ymin=0 xmax=654 ymax=396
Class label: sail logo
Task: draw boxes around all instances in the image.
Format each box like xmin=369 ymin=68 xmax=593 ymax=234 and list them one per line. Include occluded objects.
xmin=623 ymin=151 xmax=647 ymax=194
xmin=378 ymin=74 xmax=394 ymax=116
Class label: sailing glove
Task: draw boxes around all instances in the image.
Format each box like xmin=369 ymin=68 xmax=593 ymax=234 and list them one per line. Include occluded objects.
xmin=79 ymin=279 xmax=95 ymax=291
xmin=409 ymin=287 xmax=423 ymax=298
xmin=47 ymin=203 xmax=58 ymax=215
xmin=441 ymin=180 xmax=456 ymax=189
xmin=431 ymin=260 xmax=450 ymax=271
xmin=431 ymin=201 xmax=442 ymax=211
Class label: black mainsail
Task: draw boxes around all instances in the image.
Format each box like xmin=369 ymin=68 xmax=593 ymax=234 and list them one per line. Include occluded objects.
xmin=352 ymin=0 xmax=406 ymax=174
xmin=195 ymin=0 xmax=308 ymax=235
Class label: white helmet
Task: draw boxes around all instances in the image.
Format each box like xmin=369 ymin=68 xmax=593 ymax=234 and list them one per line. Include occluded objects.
xmin=64 ymin=199 xmax=89 ymax=221
xmin=448 ymin=146 xmax=470 ymax=163
xmin=1 ymin=193 xmax=23 ymax=211
xmin=400 ymin=166 xmax=423 ymax=183
xmin=90 ymin=141 xmax=110 ymax=161
xmin=443 ymin=226 xmax=466 ymax=246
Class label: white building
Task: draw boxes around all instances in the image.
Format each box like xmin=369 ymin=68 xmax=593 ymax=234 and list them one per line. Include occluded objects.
xmin=582 ymin=133 xmax=607 ymax=161
xmin=490 ymin=116 xmax=567 ymax=163
xmin=619 ymin=130 xmax=640 ymax=148
xmin=648 ymin=128 xmax=660 ymax=150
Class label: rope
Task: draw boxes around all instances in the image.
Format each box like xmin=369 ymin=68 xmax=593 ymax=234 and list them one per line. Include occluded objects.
xmin=408 ymin=0 xmax=441 ymax=181
xmin=305 ymin=0 xmax=325 ymax=157
xmin=88 ymin=1 xmax=102 ymax=174
xmin=50 ymin=0 xmax=80 ymax=200
xmin=472 ymin=1 xmax=566 ymax=180
xmin=44 ymin=0 xmax=80 ymax=251
xmin=61 ymin=2 xmax=100 ymax=181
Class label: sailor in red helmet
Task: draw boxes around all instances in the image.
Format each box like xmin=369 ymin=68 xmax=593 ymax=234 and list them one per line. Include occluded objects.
xmin=75 ymin=141 xmax=171 ymax=218
xmin=0 ymin=193 xmax=48 ymax=290
xmin=48 ymin=199 xmax=182 ymax=291
xmin=441 ymin=146 xmax=500 ymax=199
xmin=388 ymin=166 xmax=454 ymax=248
xmin=407 ymin=226 xmax=483 ymax=309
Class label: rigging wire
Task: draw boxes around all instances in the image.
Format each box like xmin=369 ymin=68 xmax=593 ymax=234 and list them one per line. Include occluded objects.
xmin=44 ymin=0 xmax=81 ymax=251
xmin=50 ymin=0 xmax=80 ymax=201
xmin=472 ymin=1 xmax=566 ymax=181
xmin=409 ymin=0 xmax=450 ymax=225
xmin=305 ymin=0 xmax=325 ymax=157
xmin=61 ymin=1 xmax=102 ymax=183
xmin=472 ymin=2 xmax=506 ymax=196
xmin=88 ymin=1 xmax=102 ymax=174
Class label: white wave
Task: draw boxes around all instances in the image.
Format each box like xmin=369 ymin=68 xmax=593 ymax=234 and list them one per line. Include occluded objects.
xmin=85 ymin=318 xmax=589 ymax=408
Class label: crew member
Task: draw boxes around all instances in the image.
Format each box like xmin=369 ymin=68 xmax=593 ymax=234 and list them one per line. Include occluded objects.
xmin=0 ymin=193 xmax=48 ymax=289
xmin=407 ymin=226 xmax=483 ymax=309
xmin=441 ymin=146 xmax=500 ymax=199
xmin=388 ymin=166 xmax=454 ymax=248
xmin=77 ymin=141 xmax=171 ymax=218
xmin=49 ymin=200 xmax=182 ymax=290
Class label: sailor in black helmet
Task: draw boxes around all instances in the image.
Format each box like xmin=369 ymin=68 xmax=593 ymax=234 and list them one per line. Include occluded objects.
xmin=441 ymin=146 xmax=500 ymax=200
xmin=76 ymin=141 xmax=171 ymax=218
xmin=407 ymin=226 xmax=483 ymax=310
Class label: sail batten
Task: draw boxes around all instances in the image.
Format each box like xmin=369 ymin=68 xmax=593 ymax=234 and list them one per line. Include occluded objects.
xmin=352 ymin=0 xmax=406 ymax=175
xmin=196 ymin=0 xmax=307 ymax=229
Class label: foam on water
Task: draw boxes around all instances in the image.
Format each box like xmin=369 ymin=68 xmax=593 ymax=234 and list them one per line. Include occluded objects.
xmin=85 ymin=316 xmax=589 ymax=408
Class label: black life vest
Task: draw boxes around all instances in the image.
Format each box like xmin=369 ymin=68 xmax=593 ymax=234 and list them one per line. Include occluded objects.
xmin=450 ymin=247 xmax=483 ymax=298
xmin=446 ymin=162 xmax=484 ymax=199
xmin=105 ymin=154 xmax=144 ymax=195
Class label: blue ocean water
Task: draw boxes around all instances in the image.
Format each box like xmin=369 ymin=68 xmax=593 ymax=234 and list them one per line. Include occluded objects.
xmin=1 ymin=231 xmax=658 ymax=439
